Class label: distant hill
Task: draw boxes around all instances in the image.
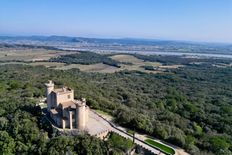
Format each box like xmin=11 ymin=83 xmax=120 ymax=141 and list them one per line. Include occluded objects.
xmin=1 ymin=35 xmax=231 ymax=45
xmin=0 ymin=35 xmax=232 ymax=54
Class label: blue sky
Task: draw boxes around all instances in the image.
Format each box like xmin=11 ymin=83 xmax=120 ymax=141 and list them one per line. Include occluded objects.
xmin=0 ymin=0 xmax=232 ymax=43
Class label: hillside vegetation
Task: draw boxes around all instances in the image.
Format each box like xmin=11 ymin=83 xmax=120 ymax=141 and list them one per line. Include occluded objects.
xmin=0 ymin=60 xmax=231 ymax=154
xmin=50 ymin=51 xmax=120 ymax=67
xmin=0 ymin=65 xmax=134 ymax=155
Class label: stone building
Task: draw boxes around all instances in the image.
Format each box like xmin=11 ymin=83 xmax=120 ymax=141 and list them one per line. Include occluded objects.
xmin=45 ymin=80 xmax=89 ymax=130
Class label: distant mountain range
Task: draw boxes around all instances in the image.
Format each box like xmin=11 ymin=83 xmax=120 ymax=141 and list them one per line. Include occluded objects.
xmin=0 ymin=35 xmax=232 ymax=55
xmin=1 ymin=35 xmax=231 ymax=45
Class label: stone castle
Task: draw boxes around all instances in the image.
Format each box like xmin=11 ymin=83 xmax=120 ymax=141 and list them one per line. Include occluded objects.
xmin=45 ymin=80 xmax=89 ymax=130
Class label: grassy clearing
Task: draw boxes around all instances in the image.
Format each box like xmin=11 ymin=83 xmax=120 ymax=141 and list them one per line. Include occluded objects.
xmin=29 ymin=62 xmax=66 ymax=67
xmin=0 ymin=61 xmax=66 ymax=68
xmin=145 ymin=138 xmax=175 ymax=155
xmin=111 ymin=54 xmax=184 ymax=70
xmin=159 ymin=64 xmax=184 ymax=69
xmin=0 ymin=51 xmax=182 ymax=73
xmin=0 ymin=49 xmax=77 ymax=61
xmin=110 ymin=54 xmax=144 ymax=63
xmin=110 ymin=54 xmax=162 ymax=73
xmin=0 ymin=61 xmax=122 ymax=73
xmin=111 ymin=54 xmax=161 ymax=66
xmin=0 ymin=62 xmax=27 ymax=65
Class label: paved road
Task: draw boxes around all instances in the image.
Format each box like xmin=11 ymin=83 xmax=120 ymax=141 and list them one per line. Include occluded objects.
xmin=91 ymin=110 xmax=161 ymax=155
xmin=111 ymin=128 xmax=161 ymax=154
xmin=41 ymin=103 xmax=163 ymax=155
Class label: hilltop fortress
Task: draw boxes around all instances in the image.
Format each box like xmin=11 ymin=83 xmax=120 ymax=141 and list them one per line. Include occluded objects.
xmin=44 ymin=80 xmax=111 ymax=139
xmin=44 ymin=81 xmax=164 ymax=154
xmin=45 ymin=80 xmax=89 ymax=130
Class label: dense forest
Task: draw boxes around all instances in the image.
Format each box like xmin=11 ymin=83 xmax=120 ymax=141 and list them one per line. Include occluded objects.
xmin=50 ymin=51 xmax=121 ymax=67
xmin=0 ymin=65 xmax=134 ymax=155
xmin=51 ymin=51 xmax=232 ymax=67
xmin=0 ymin=55 xmax=232 ymax=154
xmin=132 ymin=54 xmax=232 ymax=65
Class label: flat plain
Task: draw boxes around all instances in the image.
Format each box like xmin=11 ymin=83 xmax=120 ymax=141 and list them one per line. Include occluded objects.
xmin=0 ymin=48 xmax=77 ymax=61
xmin=0 ymin=48 xmax=183 ymax=73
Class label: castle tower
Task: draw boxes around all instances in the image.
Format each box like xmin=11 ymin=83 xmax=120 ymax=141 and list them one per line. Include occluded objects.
xmin=45 ymin=80 xmax=54 ymax=110
xmin=77 ymin=98 xmax=86 ymax=130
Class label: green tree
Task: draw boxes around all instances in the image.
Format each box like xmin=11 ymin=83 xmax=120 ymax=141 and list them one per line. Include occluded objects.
xmin=0 ymin=131 xmax=16 ymax=155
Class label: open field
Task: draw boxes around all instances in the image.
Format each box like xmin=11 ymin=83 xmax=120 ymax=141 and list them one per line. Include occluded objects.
xmin=0 ymin=49 xmax=78 ymax=61
xmin=110 ymin=54 xmax=184 ymax=72
xmin=0 ymin=61 xmax=122 ymax=73
xmin=159 ymin=65 xmax=184 ymax=69
xmin=212 ymin=63 xmax=232 ymax=68
xmin=0 ymin=49 xmax=184 ymax=73
xmin=29 ymin=62 xmax=66 ymax=68
xmin=110 ymin=54 xmax=146 ymax=63
xmin=110 ymin=54 xmax=161 ymax=66
xmin=0 ymin=61 xmax=66 ymax=68
xmin=0 ymin=62 xmax=26 ymax=65
xmin=56 ymin=54 xmax=165 ymax=73
xmin=111 ymin=54 xmax=161 ymax=73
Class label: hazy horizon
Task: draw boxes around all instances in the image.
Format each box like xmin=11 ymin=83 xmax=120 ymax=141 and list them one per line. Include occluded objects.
xmin=1 ymin=34 xmax=232 ymax=45
xmin=1 ymin=0 xmax=232 ymax=43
